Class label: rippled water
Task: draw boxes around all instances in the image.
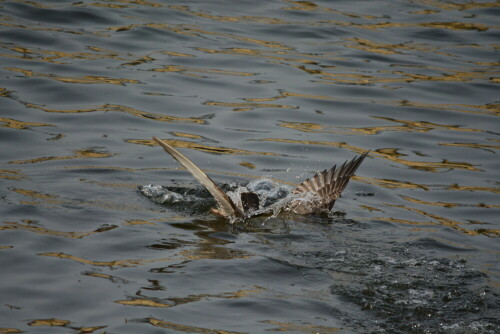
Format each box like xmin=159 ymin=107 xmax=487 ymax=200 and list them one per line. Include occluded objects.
xmin=0 ymin=0 xmax=498 ymax=333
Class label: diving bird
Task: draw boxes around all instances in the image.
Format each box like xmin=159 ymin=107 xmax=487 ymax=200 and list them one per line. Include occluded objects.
xmin=152 ymin=137 xmax=368 ymax=220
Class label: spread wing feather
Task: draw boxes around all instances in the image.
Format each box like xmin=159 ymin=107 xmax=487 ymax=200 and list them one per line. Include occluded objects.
xmin=293 ymin=152 xmax=368 ymax=211
xmin=152 ymin=137 xmax=242 ymax=218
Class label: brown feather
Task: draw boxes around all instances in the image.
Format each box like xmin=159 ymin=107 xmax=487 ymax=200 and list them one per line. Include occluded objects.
xmin=290 ymin=151 xmax=369 ymax=213
xmin=152 ymin=137 xmax=243 ymax=218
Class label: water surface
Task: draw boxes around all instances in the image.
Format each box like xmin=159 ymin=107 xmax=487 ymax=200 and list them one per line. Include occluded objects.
xmin=0 ymin=0 xmax=498 ymax=333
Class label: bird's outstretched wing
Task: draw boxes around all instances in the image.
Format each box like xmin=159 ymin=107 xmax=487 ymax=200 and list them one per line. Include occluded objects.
xmin=152 ymin=137 xmax=242 ymax=218
xmin=292 ymin=151 xmax=369 ymax=212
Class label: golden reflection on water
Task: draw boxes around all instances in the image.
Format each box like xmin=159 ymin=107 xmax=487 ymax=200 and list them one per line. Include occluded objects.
xmin=108 ymin=23 xmax=292 ymax=50
xmin=439 ymin=142 xmax=500 ymax=153
xmin=374 ymin=148 xmax=479 ymax=172
xmin=0 ymin=43 xmax=128 ymax=64
xmin=308 ymin=65 xmax=497 ymax=85
xmin=8 ymin=148 xmax=114 ymax=165
xmin=28 ymin=319 xmax=70 ymax=327
xmin=160 ymin=1 xmax=499 ymax=34
xmin=414 ymin=0 xmax=500 ymax=11
xmin=170 ymin=4 xmax=286 ymax=24
xmin=257 ymin=137 xmax=479 ymax=172
xmin=26 ymin=103 xmax=206 ymax=124
xmin=0 ymin=118 xmax=54 ymax=130
xmin=81 ymin=0 xmax=163 ymax=8
xmin=39 ymin=252 xmax=176 ymax=268
xmin=78 ymin=178 xmax=138 ymax=189
xmin=211 ymin=89 xmax=498 ymax=117
xmin=360 ymin=176 xmax=500 ymax=195
xmin=6 ymin=67 xmax=139 ymax=85
xmin=204 ymin=100 xmax=297 ymax=112
xmin=147 ymin=318 xmax=244 ymax=334
xmin=129 ymin=138 xmax=281 ymax=156
xmin=0 ymin=169 xmax=25 ymax=180
xmin=358 ymin=176 xmax=430 ymax=191
xmin=9 ymin=186 xmax=158 ymax=212
xmin=261 ymin=320 xmax=341 ymax=333
xmin=197 ymin=47 xmax=335 ymax=65
xmin=27 ymin=318 xmax=106 ymax=333
xmin=380 ymin=204 xmax=500 ymax=237
xmin=153 ymin=65 xmax=257 ymax=77
xmin=0 ymin=87 xmax=12 ymax=97
xmin=115 ymin=287 xmax=262 ymax=309
xmin=0 ymin=221 xmax=117 ymax=239
xmin=278 ymin=116 xmax=488 ymax=136
xmin=399 ymin=195 xmax=499 ymax=209
xmin=39 ymin=243 xmax=249 ymax=268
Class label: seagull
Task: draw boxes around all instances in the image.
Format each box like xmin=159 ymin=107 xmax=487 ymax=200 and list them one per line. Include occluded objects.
xmin=152 ymin=137 xmax=368 ymax=221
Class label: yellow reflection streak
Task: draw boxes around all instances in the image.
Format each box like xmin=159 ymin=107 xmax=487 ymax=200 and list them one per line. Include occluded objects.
xmin=400 ymin=195 xmax=499 ymax=209
xmin=0 ymin=328 xmax=21 ymax=333
xmin=358 ymin=177 xmax=430 ymax=190
xmin=439 ymin=142 xmax=500 ymax=152
xmin=0 ymin=43 xmax=128 ymax=64
xmin=0 ymin=87 xmax=12 ymax=97
xmin=348 ymin=21 xmax=492 ymax=32
xmin=279 ymin=116 xmax=486 ymax=136
xmin=204 ymin=100 xmax=297 ymax=112
xmin=346 ymin=176 xmax=500 ymax=195
xmin=250 ymin=90 xmax=498 ymax=117
xmin=261 ymin=320 xmax=341 ymax=333
xmin=8 ymin=148 xmax=114 ymax=165
xmin=129 ymin=138 xmax=281 ymax=156
xmin=115 ymin=299 xmax=172 ymax=307
xmin=344 ymin=37 xmax=412 ymax=55
xmin=256 ymin=137 xmax=365 ymax=154
xmin=283 ymin=0 xmax=386 ymax=19
xmin=0 ymin=118 xmax=54 ymax=130
xmin=414 ymin=0 xmax=500 ymax=11
xmin=115 ymin=287 xmax=262 ymax=308
xmin=386 ymin=204 xmax=500 ymax=237
xmin=7 ymin=67 xmax=139 ymax=85
xmin=9 ymin=187 xmax=160 ymax=212
xmin=309 ymin=65 xmax=497 ymax=85
xmin=197 ymin=47 xmax=337 ymax=65
xmin=107 ymin=23 xmax=292 ymax=50
xmin=446 ymin=184 xmax=500 ymax=194
xmin=0 ymin=21 xmax=107 ymax=37
xmin=170 ymin=4 xmax=286 ymax=24
xmin=147 ymin=318 xmax=244 ymax=334
xmin=26 ymin=103 xmax=206 ymax=124
xmin=239 ymin=161 xmax=256 ymax=169
xmin=28 ymin=319 xmax=70 ymax=327
xmin=0 ymin=221 xmax=117 ymax=239
xmin=78 ymin=178 xmax=138 ymax=189
xmin=343 ymin=37 xmax=494 ymax=59
xmin=373 ymin=148 xmax=479 ymax=172
xmin=125 ymin=219 xmax=157 ymax=226
xmin=0 ymin=169 xmax=25 ymax=180
xmin=396 ymin=100 xmax=499 ymax=117
xmin=79 ymin=0 xmax=163 ymax=8
xmin=39 ymin=252 xmax=176 ymax=268
xmin=256 ymin=138 xmax=477 ymax=172
xmin=10 ymin=188 xmax=60 ymax=201
xmin=153 ymin=65 xmax=256 ymax=77
xmin=26 ymin=317 xmax=107 ymax=332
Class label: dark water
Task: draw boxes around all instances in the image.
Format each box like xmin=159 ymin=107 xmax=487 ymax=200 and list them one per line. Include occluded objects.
xmin=0 ymin=0 xmax=499 ymax=333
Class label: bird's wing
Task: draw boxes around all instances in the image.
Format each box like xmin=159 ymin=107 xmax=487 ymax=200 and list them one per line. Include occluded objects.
xmin=152 ymin=137 xmax=241 ymax=218
xmin=293 ymin=151 xmax=369 ymax=211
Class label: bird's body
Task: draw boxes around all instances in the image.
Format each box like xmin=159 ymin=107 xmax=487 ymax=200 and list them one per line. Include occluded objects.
xmin=152 ymin=137 xmax=368 ymax=221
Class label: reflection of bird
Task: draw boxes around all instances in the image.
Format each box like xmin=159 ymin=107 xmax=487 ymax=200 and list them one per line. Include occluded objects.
xmin=153 ymin=137 xmax=368 ymax=220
